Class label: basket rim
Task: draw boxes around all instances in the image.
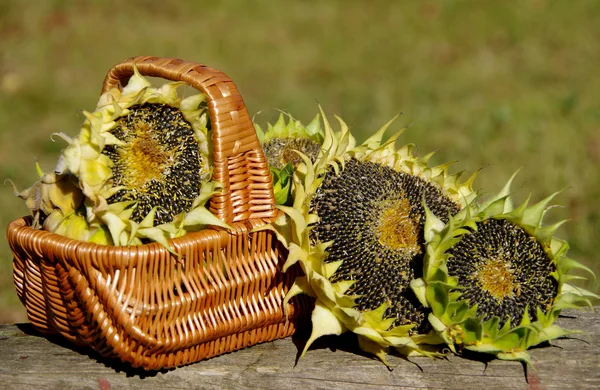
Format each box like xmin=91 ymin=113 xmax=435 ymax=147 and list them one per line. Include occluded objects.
xmin=7 ymin=215 xmax=272 ymax=255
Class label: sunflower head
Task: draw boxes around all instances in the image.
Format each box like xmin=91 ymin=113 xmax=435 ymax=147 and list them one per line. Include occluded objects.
xmin=10 ymin=161 xmax=83 ymax=224
xmin=412 ymin=173 xmax=598 ymax=364
xmin=256 ymin=112 xmax=325 ymax=205
xmin=55 ymin=65 xmax=229 ymax=249
xmin=10 ymin=161 xmax=112 ymax=244
xmin=278 ymin=108 xmax=478 ymax=364
xmin=256 ymin=111 xmax=324 ymax=168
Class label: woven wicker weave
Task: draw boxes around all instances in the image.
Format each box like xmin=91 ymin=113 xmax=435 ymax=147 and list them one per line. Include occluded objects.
xmin=7 ymin=56 xmax=310 ymax=370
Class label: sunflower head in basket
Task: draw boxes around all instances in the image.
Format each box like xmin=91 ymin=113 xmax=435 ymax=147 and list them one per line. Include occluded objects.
xmin=13 ymin=65 xmax=229 ymax=249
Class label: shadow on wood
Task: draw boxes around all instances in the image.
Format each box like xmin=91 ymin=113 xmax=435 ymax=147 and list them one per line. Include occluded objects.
xmin=15 ymin=323 xmax=172 ymax=378
xmin=0 ymin=309 xmax=598 ymax=389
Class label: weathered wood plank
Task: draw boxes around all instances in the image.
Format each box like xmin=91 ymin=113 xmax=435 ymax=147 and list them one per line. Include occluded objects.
xmin=0 ymin=309 xmax=598 ymax=389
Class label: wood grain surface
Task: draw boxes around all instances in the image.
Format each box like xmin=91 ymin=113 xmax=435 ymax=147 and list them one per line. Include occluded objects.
xmin=0 ymin=309 xmax=598 ymax=389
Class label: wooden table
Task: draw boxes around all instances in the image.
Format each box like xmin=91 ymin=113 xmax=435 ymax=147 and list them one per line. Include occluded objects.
xmin=1 ymin=309 xmax=598 ymax=389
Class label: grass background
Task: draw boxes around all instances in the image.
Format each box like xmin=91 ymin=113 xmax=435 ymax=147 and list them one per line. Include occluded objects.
xmin=1 ymin=0 xmax=599 ymax=323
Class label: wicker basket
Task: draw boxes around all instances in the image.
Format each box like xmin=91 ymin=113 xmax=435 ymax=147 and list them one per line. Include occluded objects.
xmin=6 ymin=56 xmax=310 ymax=370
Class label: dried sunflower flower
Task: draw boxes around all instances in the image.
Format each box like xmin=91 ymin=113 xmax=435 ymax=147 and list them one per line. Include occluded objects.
xmin=53 ymin=65 xmax=228 ymax=248
xmin=275 ymin=108 xmax=477 ymax=364
xmin=256 ymin=112 xmax=324 ymax=205
xmin=412 ymin=173 xmax=598 ymax=364
xmin=10 ymin=161 xmax=112 ymax=244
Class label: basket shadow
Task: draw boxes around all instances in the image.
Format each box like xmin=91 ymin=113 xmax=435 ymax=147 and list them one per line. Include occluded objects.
xmin=16 ymin=323 xmax=171 ymax=378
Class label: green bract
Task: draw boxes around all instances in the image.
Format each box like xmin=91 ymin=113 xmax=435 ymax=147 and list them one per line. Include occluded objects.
xmin=275 ymin=107 xmax=478 ymax=364
xmin=412 ymin=173 xmax=598 ymax=364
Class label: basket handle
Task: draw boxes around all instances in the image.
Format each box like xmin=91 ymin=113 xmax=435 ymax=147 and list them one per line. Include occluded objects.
xmin=101 ymin=56 xmax=276 ymax=225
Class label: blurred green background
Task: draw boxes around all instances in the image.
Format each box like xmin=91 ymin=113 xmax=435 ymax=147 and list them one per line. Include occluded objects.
xmin=1 ymin=0 xmax=599 ymax=323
